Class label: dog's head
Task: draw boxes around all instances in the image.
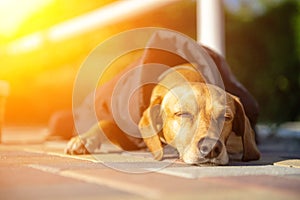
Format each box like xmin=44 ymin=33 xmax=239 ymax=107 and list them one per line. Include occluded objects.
xmin=138 ymin=66 xmax=260 ymax=165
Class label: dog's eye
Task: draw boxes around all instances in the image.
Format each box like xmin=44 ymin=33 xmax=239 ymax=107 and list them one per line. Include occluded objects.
xmin=175 ymin=112 xmax=193 ymax=119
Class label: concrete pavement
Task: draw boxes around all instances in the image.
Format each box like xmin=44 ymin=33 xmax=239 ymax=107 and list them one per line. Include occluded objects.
xmin=0 ymin=127 xmax=300 ymax=200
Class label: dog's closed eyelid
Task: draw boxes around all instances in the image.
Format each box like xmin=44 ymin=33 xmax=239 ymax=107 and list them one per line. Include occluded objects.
xmin=174 ymin=111 xmax=193 ymax=118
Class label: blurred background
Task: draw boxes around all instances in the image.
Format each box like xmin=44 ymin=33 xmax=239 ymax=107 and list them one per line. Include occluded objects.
xmin=0 ymin=0 xmax=299 ymax=128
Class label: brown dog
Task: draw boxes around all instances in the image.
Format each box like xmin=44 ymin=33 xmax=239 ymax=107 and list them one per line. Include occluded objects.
xmin=65 ymin=62 xmax=260 ymax=165
xmin=46 ymin=32 xmax=260 ymax=165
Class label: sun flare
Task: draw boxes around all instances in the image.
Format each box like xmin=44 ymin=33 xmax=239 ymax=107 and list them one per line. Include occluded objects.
xmin=0 ymin=0 xmax=53 ymax=38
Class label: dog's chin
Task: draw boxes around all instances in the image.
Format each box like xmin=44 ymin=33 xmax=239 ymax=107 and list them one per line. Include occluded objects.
xmin=195 ymin=158 xmax=228 ymax=166
xmin=183 ymin=157 xmax=228 ymax=166
xmin=182 ymin=150 xmax=229 ymax=166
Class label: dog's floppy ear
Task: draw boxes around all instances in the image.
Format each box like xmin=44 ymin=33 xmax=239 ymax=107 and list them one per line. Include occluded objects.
xmin=232 ymin=96 xmax=260 ymax=161
xmin=139 ymin=94 xmax=164 ymax=160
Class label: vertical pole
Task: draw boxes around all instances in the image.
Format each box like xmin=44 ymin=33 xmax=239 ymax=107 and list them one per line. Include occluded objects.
xmin=197 ymin=0 xmax=225 ymax=56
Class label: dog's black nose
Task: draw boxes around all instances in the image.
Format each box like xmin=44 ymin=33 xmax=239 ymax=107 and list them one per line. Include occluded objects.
xmin=198 ymin=138 xmax=223 ymax=159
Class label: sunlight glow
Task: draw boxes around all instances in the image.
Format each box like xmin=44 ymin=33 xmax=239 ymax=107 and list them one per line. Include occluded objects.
xmin=4 ymin=0 xmax=175 ymax=54
xmin=0 ymin=0 xmax=53 ymax=37
xmin=48 ymin=0 xmax=174 ymax=42
xmin=7 ymin=33 xmax=44 ymax=54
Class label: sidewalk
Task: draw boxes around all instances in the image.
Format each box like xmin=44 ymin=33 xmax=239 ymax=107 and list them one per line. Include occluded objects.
xmin=1 ymin=127 xmax=300 ymax=200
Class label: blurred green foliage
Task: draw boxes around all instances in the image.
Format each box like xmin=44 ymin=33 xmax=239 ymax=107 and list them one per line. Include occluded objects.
xmin=225 ymin=0 xmax=300 ymax=123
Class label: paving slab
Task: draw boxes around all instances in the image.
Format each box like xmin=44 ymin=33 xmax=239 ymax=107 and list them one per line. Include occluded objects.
xmin=274 ymin=159 xmax=300 ymax=168
xmin=0 ymin=152 xmax=144 ymax=200
xmin=1 ymin=127 xmax=300 ymax=200
xmin=27 ymin=165 xmax=300 ymax=200
xmin=24 ymin=140 xmax=300 ymax=178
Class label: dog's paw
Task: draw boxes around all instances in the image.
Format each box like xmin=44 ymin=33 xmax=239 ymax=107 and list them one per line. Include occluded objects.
xmin=64 ymin=134 xmax=101 ymax=155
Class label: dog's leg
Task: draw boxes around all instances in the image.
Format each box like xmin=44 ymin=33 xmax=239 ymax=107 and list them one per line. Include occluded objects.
xmin=65 ymin=120 xmax=142 ymax=154
xmin=65 ymin=122 xmax=107 ymax=155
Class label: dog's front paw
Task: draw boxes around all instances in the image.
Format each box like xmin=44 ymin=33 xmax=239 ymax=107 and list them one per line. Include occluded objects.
xmin=65 ymin=134 xmax=101 ymax=155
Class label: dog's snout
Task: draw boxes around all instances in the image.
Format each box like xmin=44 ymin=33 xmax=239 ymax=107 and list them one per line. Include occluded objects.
xmin=198 ymin=138 xmax=223 ymax=159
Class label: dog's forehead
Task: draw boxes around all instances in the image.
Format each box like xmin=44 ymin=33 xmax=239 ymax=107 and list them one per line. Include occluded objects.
xmin=162 ymin=84 xmax=198 ymax=112
xmin=161 ymin=83 xmax=231 ymax=114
